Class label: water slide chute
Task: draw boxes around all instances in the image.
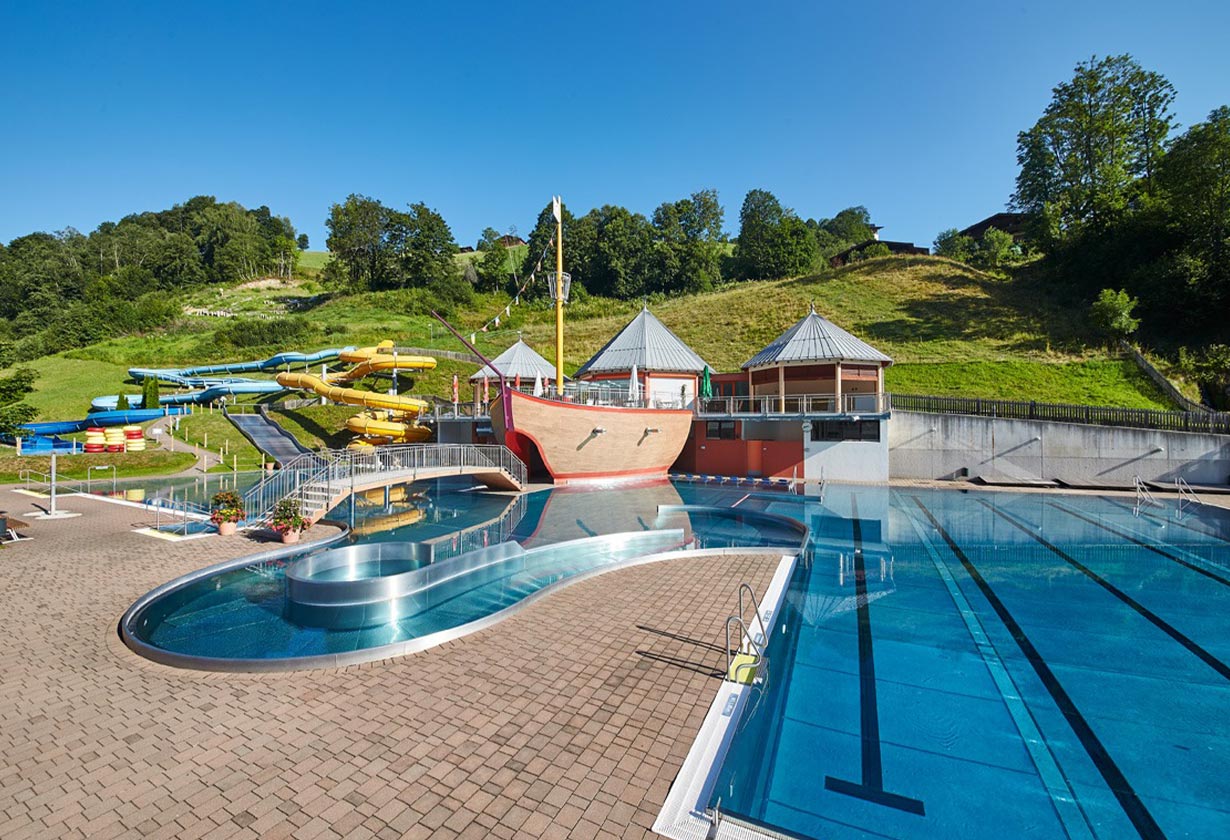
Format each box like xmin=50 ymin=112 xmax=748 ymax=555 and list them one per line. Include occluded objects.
xmin=127 ymin=347 xmax=356 ymax=385
xmin=90 ymin=380 xmax=285 ymax=411
xmin=275 ymin=370 xmax=433 ymax=446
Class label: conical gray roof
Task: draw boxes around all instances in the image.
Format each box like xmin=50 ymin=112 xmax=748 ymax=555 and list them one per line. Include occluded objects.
xmin=574 ymin=307 xmax=711 ymax=377
xmin=469 ymin=338 xmax=563 ymax=382
xmin=742 ymin=306 xmax=892 ymax=369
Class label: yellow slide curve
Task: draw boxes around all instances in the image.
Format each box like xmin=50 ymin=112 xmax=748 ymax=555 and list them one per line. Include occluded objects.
xmin=329 ymin=341 xmax=437 ymax=384
xmin=275 ymin=371 xmax=433 ymax=446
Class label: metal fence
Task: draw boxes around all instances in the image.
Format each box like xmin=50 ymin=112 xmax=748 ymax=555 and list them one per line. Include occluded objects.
xmin=696 ymin=392 xmax=886 ymax=416
xmin=241 ymin=443 xmax=527 ymax=525
xmin=889 ymin=393 xmax=1230 ymax=434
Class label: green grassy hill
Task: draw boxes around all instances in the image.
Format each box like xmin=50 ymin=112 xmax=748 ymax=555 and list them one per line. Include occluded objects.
xmin=3 ymin=255 xmax=1178 ymax=422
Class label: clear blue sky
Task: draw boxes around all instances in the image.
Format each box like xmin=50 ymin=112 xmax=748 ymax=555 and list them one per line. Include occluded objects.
xmin=3 ymin=1 xmax=1229 ymax=251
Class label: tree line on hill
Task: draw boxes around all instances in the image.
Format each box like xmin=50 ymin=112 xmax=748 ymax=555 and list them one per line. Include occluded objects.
xmin=0 ymin=196 xmax=301 ymax=362
xmin=324 ymin=190 xmax=881 ymax=301
xmin=993 ymin=54 xmax=1230 ymax=402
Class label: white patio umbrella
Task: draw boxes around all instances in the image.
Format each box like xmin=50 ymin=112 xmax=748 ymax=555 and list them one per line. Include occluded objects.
xmin=628 ymin=364 xmax=640 ymax=404
xmin=532 ymin=372 xmax=543 ymax=397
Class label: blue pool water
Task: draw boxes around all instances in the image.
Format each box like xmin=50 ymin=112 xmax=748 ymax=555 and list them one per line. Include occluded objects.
xmin=125 ymin=478 xmax=804 ymax=664
xmin=711 ymin=487 xmax=1230 ymax=839
xmin=124 ymin=476 xmax=1230 ymax=838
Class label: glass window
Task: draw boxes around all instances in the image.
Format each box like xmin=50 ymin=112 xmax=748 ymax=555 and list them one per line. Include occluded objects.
xmin=706 ymin=421 xmax=737 ymax=440
xmin=811 ymin=421 xmax=879 ymax=442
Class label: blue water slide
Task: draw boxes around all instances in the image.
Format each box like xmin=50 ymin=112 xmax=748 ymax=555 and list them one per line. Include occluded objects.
xmin=91 ymin=380 xmax=285 ymax=411
xmin=12 ymin=407 xmax=191 ymax=451
xmin=127 ymin=346 xmax=354 ymax=384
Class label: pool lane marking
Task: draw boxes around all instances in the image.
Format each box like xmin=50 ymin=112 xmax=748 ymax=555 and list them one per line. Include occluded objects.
xmin=823 ymin=495 xmax=926 ymax=816
xmin=911 ymin=496 xmax=1165 ymax=840
xmin=1103 ymin=496 xmax=1230 ymax=545
xmin=1047 ymin=501 xmax=1230 ymax=587
xmin=978 ymin=498 xmax=1230 ymax=683
xmin=899 ymin=500 xmax=1095 ymax=839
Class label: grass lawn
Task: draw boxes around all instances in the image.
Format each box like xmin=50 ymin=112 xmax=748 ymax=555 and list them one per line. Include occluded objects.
xmin=4 ymin=355 xmax=134 ymax=420
xmin=269 ymin=404 xmax=359 ymax=449
xmin=297 ymin=251 xmax=332 ymax=271
xmin=886 ymin=360 xmax=1175 ymax=409
xmin=6 ymin=255 xmax=1190 ymax=414
xmin=175 ymin=411 xmax=266 ymax=472
xmin=0 ymin=449 xmax=195 ymax=484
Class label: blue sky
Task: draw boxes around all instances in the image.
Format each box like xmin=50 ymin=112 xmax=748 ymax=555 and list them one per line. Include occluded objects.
xmin=3 ymin=1 xmax=1229 ymax=251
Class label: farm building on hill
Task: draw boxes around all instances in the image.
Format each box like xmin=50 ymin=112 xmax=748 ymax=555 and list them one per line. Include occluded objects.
xmin=829 ymin=237 xmax=929 ymax=268
xmin=959 ymin=212 xmax=1029 ymax=241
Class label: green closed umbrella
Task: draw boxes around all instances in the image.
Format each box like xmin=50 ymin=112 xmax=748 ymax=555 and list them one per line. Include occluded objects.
xmin=700 ymin=366 xmax=713 ymax=399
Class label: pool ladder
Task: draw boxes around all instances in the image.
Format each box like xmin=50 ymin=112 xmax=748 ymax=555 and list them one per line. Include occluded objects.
xmin=725 ymin=583 xmax=769 ymax=687
xmin=1133 ymin=475 xmax=1158 ymax=515
xmin=1175 ymin=476 xmax=1203 ymax=519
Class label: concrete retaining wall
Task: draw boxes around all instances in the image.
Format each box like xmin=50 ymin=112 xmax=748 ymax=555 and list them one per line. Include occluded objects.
xmin=889 ymin=410 xmax=1230 ymax=484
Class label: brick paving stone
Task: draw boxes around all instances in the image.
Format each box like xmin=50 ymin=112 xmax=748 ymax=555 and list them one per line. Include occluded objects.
xmin=0 ymin=489 xmax=782 ymax=838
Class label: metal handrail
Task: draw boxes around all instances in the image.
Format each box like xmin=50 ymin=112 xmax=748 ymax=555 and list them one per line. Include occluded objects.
xmin=240 ymin=444 xmax=527 ymax=526
xmin=737 ymin=583 xmax=768 ymax=648
xmin=696 ymin=392 xmax=886 ymax=416
xmin=1176 ymin=476 xmax=1203 ymax=518
xmin=725 ymin=615 xmax=763 ymax=684
xmin=1133 ymin=475 xmax=1158 ymax=513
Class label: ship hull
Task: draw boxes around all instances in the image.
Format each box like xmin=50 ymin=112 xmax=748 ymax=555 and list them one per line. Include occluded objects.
xmin=490 ymin=389 xmax=693 ymax=483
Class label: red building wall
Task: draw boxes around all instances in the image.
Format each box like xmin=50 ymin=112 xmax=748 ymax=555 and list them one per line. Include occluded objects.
xmin=674 ymin=421 xmax=804 ymax=479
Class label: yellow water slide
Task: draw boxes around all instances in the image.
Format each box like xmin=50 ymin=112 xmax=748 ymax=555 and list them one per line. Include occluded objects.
xmin=328 ymin=341 xmax=437 ymax=384
xmin=276 ymin=341 xmax=436 ymax=446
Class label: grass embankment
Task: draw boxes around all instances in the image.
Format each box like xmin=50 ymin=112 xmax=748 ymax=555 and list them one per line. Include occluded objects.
xmin=269 ymin=405 xmax=358 ymax=449
xmin=297 ymin=251 xmax=332 ymax=271
xmin=885 ymin=360 xmax=1169 ymax=407
xmin=175 ymin=412 xmax=266 ymax=473
xmin=0 ymin=255 xmax=1184 ymax=427
xmin=0 ymin=450 xmax=195 ymax=484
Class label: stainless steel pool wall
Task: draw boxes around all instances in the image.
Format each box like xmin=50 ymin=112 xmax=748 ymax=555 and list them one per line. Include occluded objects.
xmin=119 ymin=524 xmax=792 ymax=673
xmin=119 ymin=524 xmax=351 ymax=671
xmin=285 ymin=541 xmax=437 ymax=606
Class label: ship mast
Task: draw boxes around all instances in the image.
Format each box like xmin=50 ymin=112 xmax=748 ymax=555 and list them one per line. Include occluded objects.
xmin=553 ymin=195 xmax=564 ymax=392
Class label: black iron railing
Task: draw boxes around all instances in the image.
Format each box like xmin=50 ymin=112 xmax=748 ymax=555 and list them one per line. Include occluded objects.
xmin=889 ymin=393 xmax=1230 ymax=434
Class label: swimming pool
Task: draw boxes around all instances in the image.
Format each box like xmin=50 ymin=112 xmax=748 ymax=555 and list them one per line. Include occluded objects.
xmin=662 ymin=486 xmax=1230 ymax=840
xmin=121 ymin=478 xmax=806 ymax=669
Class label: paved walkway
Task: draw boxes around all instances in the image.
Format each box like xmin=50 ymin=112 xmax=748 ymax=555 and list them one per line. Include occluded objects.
xmin=0 ymin=490 xmax=780 ymax=839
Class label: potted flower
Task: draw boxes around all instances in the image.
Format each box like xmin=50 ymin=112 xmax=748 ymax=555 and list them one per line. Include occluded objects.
xmin=270 ymin=498 xmax=307 ymax=544
xmin=209 ymin=490 xmax=245 ymax=536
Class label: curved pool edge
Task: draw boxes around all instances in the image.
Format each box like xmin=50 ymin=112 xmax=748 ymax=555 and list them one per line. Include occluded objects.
xmin=118 ymin=523 xmax=352 ymax=672
xmin=119 ymin=504 xmax=809 ymax=674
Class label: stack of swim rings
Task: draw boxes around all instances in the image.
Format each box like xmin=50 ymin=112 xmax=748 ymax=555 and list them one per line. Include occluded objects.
xmin=104 ymin=427 xmax=126 ymax=452
xmin=123 ymin=426 xmax=145 ymax=452
xmin=84 ymin=427 xmax=106 ymax=453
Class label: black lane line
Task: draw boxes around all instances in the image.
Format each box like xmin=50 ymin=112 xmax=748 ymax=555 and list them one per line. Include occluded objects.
xmin=911 ymin=496 xmax=1165 ymax=840
xmin=978 ymin=498 xmax=1230 ymax=682
xmin=1049 ymin=502 xmax=1230 ymax=587
xmin=1104 ymin=497 xmax=1230 ymax=545
xmin=824 ymin=496 xmax=926 ymax=816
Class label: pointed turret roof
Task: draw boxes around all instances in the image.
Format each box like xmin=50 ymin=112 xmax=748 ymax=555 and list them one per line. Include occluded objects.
xmin=469 ymin=338 xmax=563 ymax=382
xmin=742 ymin=305 xmax=892 ymax=369
xmin=574 ymin=307 xmax=711 ymax=377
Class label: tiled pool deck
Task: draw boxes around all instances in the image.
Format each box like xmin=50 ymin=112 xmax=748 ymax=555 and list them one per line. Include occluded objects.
xmin=0 ymin=490 xmax=780 ymax=839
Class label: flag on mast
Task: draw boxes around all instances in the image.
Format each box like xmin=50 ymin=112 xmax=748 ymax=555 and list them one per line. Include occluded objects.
xmin=551 ymin=195 xmax=561 ymax=223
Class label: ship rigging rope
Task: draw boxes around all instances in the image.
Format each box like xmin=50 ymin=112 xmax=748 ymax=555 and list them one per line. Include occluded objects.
xmin=463 ymin=225 xmax=559 ymax=343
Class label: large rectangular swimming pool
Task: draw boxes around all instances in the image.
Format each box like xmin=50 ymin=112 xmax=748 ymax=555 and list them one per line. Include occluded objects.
xmin=706 ymin=487 xmax=1230 ymax=839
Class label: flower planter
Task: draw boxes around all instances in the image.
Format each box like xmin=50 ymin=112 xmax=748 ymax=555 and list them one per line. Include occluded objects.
xmin=281 ymin=530 xmax=301 ymax=545
xmin=217 ymin=521 xmax=237 ymax=536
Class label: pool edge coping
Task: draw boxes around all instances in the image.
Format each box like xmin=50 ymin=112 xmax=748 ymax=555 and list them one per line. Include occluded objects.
xmin=652 ymin=549 xmax=799 ymax=840
xmin=118 ymin=520 xmax=800 ymax=674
